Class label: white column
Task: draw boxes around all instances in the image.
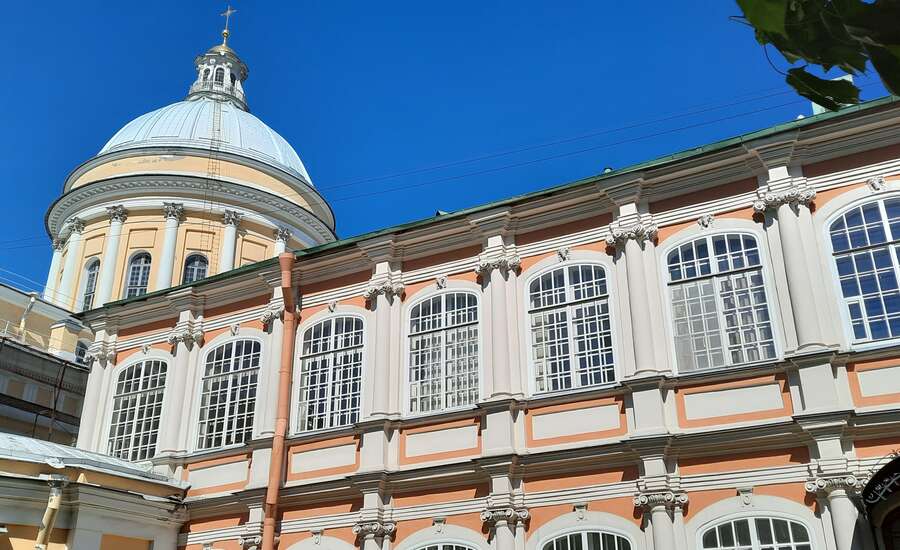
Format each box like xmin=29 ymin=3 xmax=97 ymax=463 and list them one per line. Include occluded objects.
xmin=274 ymin=227 xmax=291 ymax=256
xmin=366 ymin=279 xmax=399 ymax=417
xmin=634 ymin=492 xmax=684 ymax=550
xmin=482 ymin=508 xmax=528 ymax=550
xmin=43 ymin=238 xmax=64 ymax=304
xmin=259 ymin=301 xmax=284 ymax=438
xmin=477 ymin=256 xmax=516 ymax=398
xmin=154 ymin=203 xmax=183 ymax=290
xmin=75 ymin=359 xmax=104 ymax=450
xmin=56 ymin=218 xmax=86 ymax=310
xmin=159 ymin=325 xmax=192 ymax=455
xmin=807 ymin=477 xmax=867 ymax=550
xmin=95 ymin=206 xmax=128 ymax=306
xmin=218 ymin=210 xmax=241 ymax=273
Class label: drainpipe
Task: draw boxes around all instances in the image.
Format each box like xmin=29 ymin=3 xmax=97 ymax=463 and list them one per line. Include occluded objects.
xmin=262 ymin=253 xmax=297 ymax=550
xmin=34 ymin=475 xmax=68 ymax=550
xmin=18 ymin=293 xmax=37 ymax=343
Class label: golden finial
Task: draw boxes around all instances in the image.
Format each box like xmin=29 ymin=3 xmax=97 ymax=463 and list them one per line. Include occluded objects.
xmin=221 ymin=5 xmax=237 ymax=45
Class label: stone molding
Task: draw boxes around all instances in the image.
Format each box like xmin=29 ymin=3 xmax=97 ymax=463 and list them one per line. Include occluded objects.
xmin=166 ymin=326 xmax=205 ymax=349
xmin=238 ymin=535 xmax=262 ymax=550
xmin=697 ymin=214 xmax=715 ymax=228
xmin=363 ymin=276 xmax=405 ymax=302
xmin=274 ymin=226 xmax=292 ymax=242
xmin=752 ymin=186 xmax=816 ymax=213
xmin=67 ymin=217 xmax=86 ymax=234
xmin=480 ymin=507 xmax=530 ymax=527
xmin=868 ymin=175 xmax=887 ymax=191
xmin=106 ymin=205 xmax=128 ymax=223
xmin=163 ymin=202 xmax=185 ymax=221
xmin=475 ymin=253 xmax=522 ymax=277
xmin=633 ymin=491 xmax=688 ymax=510
xmin=51 ymin=237 xmax=64 ymax=251
xmin=805 ymin=474 xmax=865 ymax=496
xmin=223 ymin=209 xmax=243 ymax=227
xmin=85 ymin=342 xmax=116 ymax=367
xmin=605 ymin=219 xmax=658 ymax=247
xmin=352 ymin=521 xmax=396 ymax=540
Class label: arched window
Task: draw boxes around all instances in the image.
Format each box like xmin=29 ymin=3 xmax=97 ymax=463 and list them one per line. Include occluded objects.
xmin=829 ymin=198 xmax=900 ymax=342
xmin=230 ymin=72 xmax=236 ymax=86
xmin=74 ymin=341 xmax=89 ymax=365
xmin=408 ymin=291 xmax=479 ymax=413
xmin=197 ymin=339 xmax=261 ymax=449
xmin=81 ymin=258 xmax=100 ymax=311
xmin=416 ymin=545 xmax=476 ymax=550
xmin=214 ymin=67 xmax=225 ymax=83
xmin=124 ymin=253 xmax=152 ymax=298
xmin=298 ymin=316 xmax=363 ymax=431
xmin=666 ymin=234 xmax=775 ymax=372
xmin=543 ymin=531 xmax=631 ymax=550
xmin=106 ymin=360 xmax=167 ymax=461
xmin=202 ymin=68 xmax=210 ymax=81
xmin=182 ymin=254 xmax=208 ymax=284
xmin=528 ymin=264 xmax=614 ymax=393
xmin=700 ymin=517 xmax=811 ymax=549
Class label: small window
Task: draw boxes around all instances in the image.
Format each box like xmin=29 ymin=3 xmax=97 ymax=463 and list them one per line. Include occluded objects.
xmin=124 ymin=253 xmax=151 ymax=298
xmin=298 ymin=316 xmax=363 ymax=431
xmin=197 ymin=339 xmax=261 ymax=449
xmin=230 ymin=72 xmax=236 ymax=86
xmin=829 ymin=198 xmax=900 ymax=342
xmin=667 ymin=234 xmax=776 ymax=372
xmin=214 ymin=67 xmax=224 ymax=84
xmin=700 ymin=517 xmax=811 ymax=550
xmin=408 ymin=292 xmax=479 ymax=413
xmin=107 ymin=360 xmax=167 ymax=461
xmin=74 ymin=341 xmax=89 ymax=365
xmin=81 ymin=259 xmax=100 ymax=311
xmin=528 ymin=264 xmax=615 ymax=393
xmin=543 ymin=531 xmax=631 ymax=550
xmin=202 ymin=68 xmax=210 ymax=81
xmin=182 ymin=254 xmax=208 ymax=284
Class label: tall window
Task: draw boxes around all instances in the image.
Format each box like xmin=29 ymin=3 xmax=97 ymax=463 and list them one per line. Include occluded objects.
xmin=666 ymin=234 xmax=776 ymax=372
xmin=829 ymin=198 xmax=900 ymax=342
xmin=81 ymin=259 xmax=100 ymax=311
xmin=182 ymin=254 xmax=208 ymax=284
xmin=543 ymin=531 xmax=631 ymax=550
xmin=528 ymin=264 xmax=615 ymax=393
xmin=408 ymin=292 xmax=479 ymax=413
xmin=298 ymin=316 xmax=363 ymax=431
xmin=202 ymin=68 xmax=210 ymax=81
xmin=124 ymin=253 xmax=152 ymax=298
xmin=197 ymin=339 xmax=261 ymax=449
xmin=107 ymin=360 xmax=167 ymax=461
xmin=215 ymin=67 xmax=225 ymax=83
xmin=701 ymin=517 xmax=811 ymax=550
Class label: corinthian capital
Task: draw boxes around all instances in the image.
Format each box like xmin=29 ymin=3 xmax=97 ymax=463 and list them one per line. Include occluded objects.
xmin=166 ymin=327 xmax=204 ymax=349
xmin=480 ymin=507 xmax=529 ymax=527
xmin=163 ymin=202 xmax=184 ymax=221
xmin=363 ymin=276 xmax=405 ymax=302
xmin=274 ymin=226 xmax=292 ymax=242
xmin=475 ymin=253 xmax=521 ymax=277
xmin=223 ymin=209 xmax=243 ymax=227
xmin=106 ymin=205 xmax=129 ymax=223
xmin=67 ymin=217 xmax=86 ymax=234
xmin=805 ymin=474 xmax=864 ymax=496
xmin=352 ymin=521 xmax=396 ymax=539
xmin=51 ymin=237 xmax=64 ymax=251
xmin=633 ymin=491 xmax=688 ymax=510
xmin=605 ymin=218 xmax=658 ymax=247
xmin=752 ymin=186 xmax=816 ymax=214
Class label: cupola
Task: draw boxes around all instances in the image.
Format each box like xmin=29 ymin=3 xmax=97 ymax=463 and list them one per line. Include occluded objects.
xmin=186 ymin=6 xmax=250 ymax=111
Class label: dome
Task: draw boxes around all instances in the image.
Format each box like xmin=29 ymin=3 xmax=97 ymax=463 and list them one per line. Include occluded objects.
xmin=98 ymin=98 xmax=312 ymax=183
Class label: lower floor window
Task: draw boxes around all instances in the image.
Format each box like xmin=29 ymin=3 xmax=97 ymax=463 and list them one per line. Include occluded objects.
xmin=701 ymin=517 xmax=811 ymax=550
xmin=543 ymin=531 xmax=631 ymax=550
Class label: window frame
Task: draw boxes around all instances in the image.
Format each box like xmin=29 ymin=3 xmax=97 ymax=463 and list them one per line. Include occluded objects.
xmin=293 ymin=313 xmax=366 ymax=434
xmin=193 ymin=336 xmax=263 ymax=451
xmin=74 ymin=341 xmax=89 ymax=365
xmin=537 ymin=528 xmax=634 ymax=550
xmin=182 ymin=253 xmax=209 ymax=285
xmin=524 ymin=260 xmax=619 ymax=397
xmin=103 ymin=358 xmax=168 ymax=461
xmin=403 ymin=288 xmax=483 ymax=417
xmin=696 ymin=513 xmax=814 ymax=550
xmin=659 ymin=229 xmax=783 ymax=376
xmin=824 ymin=194 xmax=900 ymax=350
xmin=123 ymin=251 xmax=152 ymax=299
xmin=79 ymin=258 xmax=100 ymax=311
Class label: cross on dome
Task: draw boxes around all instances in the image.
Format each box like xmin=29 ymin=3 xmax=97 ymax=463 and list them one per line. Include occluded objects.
xmin=185 ymin=5 xmax=250 ymax=111
xmin=221 ymin=5 xmax=236 ymax=45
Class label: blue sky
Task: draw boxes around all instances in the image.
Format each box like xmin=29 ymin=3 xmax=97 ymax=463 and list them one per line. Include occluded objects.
xmin=0 ymin=1 xmax=888 ymax=291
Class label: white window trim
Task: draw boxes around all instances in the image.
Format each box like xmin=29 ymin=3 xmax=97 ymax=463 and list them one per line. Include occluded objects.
xmin=290 ymin=311 xmax=367 ymax=435
xmin=401 ymin=285 xmax=484 ymax=418
xmin=523 ymin=259 xmax=620 ymax=397
xmin=77 ymin=257 xmax=100 ymax=312
xmin=526 ymin=510 xmax=647 ymax=550
xmin=182 ymin=253 xmax=209 ymax=285
xmin=122 ymin=250 xmax=152 ymax=299
xmin=694 ymin=512 xmax=816 ymax=550
xmin=188 ymin=335 xmax=264 ymax=452
xmin=657 ymin=227 xmax=785 ymax=376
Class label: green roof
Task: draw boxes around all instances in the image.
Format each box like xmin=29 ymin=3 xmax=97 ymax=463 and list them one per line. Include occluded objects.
xmin=88 ymin=95 xmax=898 ymax=314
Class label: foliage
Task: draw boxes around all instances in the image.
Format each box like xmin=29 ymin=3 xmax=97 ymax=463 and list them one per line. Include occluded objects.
xmin=736 ymin=0 xmax=900 ymax=110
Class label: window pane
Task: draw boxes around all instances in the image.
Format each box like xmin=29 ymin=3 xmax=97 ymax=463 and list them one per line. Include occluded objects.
xmin=107 ymin=360 xmax=167 ymax=461
xmin=197 ymin=340 xmax=260 ymax=449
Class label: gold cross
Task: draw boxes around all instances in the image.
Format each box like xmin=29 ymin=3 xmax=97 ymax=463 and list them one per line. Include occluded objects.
xmin=221 ymin=5 xmax=237 ymax=44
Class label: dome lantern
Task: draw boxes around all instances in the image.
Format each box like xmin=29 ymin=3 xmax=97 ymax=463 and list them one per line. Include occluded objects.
xmin=186 ymin=5 xmax=250 ymax=111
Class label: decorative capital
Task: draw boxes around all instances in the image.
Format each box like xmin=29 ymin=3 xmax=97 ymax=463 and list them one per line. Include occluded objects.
xmin=805 ymin=475 xmax=864 ymax=496
xmin=166 ymin=327 xmax=204 ymax=349
xmin=364 ymin=277 xmax=405 ymax=302
xmin=557 ymin=246 xmax=571 ymax=261
xmin=261 ymin=304 xmax=283 ymax=327
xmin=274 ymin=226 xmax=292 ymax=242
xmin=352 ymin=521 xmax=396 ymax=540
xmin=67 ymin=217 xmax=86 ymax=234
xmin=475 ymin=253 xmax=522 ymax=277
xmin=238 ymin=535 xmax=262 ymax=550
xmin=480 ymin=507 xmax=529 ymax=528
xmin=752 ymin=186 xmax=816 ymax=214
xmin=106 ymin=205 xmax=129 ymax=223
xmin=868 ymin=175 xmax=887 ymax=192
xmin=697 ymin=214 xmax=715 ymax=228
xmin=633 ymin=491 xmax=688 ymax=510
xmin=51 ymin=237 xmax=64 ymax=251
xmin=223 ymin=209 xmax=243 ymax=227
xmin=605 ymin=220 xmax=658 ymax=247
xmin=85 ymin=342 xmax=116 ymax=367
xmin=163 ymin=202 xmax=185 ymax=221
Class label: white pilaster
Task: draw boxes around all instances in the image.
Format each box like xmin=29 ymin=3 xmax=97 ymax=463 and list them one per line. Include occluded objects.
xmin=44 ymin=238 xmax=64 ymax=304
xmin=218 ymin=210 xmax=241 ymax=273
xmin=806 ymin=476 xmax=868 ymax=550
xmin=56 ymin=218 xmax=86 ymax=309
xmin=95 ymin=206 xmax=128 ymax=306
xmin=258 ymin=295 xmax=284 ymax=438
xmin=159 ymin=311 xmax=202 ymax=455
xmin=154 ymin=203 xmax=183 ymax=290
xmin=364 ymin=264 xmax=403 ymax=418
xmin=476 ymin=245 xmax=520 ymax=399
xmin=634 ymin=491 xmax=686 ymax=550
xmin=273 ymin=227 xmax=291 ymax=256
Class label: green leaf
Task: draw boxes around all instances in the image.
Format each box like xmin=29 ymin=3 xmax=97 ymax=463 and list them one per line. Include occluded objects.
xmin=786 ymin=68 xmax=861 ymax=111
xmin=866 ymin=44 xmax=900 ymax=96
xmin=737 ymin=0 xmax=789 ymax=36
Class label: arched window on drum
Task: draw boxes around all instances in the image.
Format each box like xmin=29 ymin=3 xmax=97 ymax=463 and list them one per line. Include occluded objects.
xmin=829 ymin=198 xmax=900 ymax=342
xmin=542 ymin=531 xmax=631 ymax=550
xmin=700 ymin=517 xmax=811 ymax=550
xmin=666 ymin=233 xmax=776 ymax=372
